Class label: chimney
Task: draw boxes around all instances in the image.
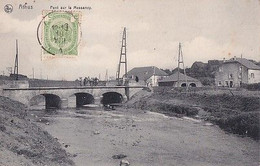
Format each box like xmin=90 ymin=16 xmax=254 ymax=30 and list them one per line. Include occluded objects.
xmin=234 ymin=56 xmax=237 ymax=60
xmin=223 ymin=58 xmax=226 ymax=62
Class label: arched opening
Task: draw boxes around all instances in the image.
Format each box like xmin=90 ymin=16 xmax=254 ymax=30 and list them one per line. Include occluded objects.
xmin=101 ymin=92 xmax=123 ymax=106
xmin=190 ymin=83 xmax=196 ymax=87
xmin=74 ymin=93 xmax=94 ymax=107
xmin=181 ymin=83 xmax=187 ymax=87
xmin=42 ymin=94 xmax=61 ymax=109
xmin=29 ymin=95 xmax=45 ymax=109
xmin=29 ymin=94 xmax=61 ymax=109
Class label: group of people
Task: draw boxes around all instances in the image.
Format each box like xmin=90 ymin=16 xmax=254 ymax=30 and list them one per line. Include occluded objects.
xmin=78 ymin=77 xmax=99 ymax=86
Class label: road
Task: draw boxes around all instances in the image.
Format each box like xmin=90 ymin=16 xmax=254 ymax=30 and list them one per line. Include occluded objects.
xmin=34 ymin=107 xmax=259 ymax=166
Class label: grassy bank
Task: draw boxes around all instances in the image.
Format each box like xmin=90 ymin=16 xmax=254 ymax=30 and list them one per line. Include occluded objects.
xmin=127 ymin=87 xmax=260 ymax=140
xmin=0 ymin=96 xmax=74 ymax=166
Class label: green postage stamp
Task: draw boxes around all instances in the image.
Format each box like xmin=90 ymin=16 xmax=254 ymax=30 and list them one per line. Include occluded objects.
xmin=41 ymin=11 xmax=81 ymax=59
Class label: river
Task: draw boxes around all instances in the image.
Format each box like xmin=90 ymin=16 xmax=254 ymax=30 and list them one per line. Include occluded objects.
xmin=31 ymin=107 xmax=259 ymax=166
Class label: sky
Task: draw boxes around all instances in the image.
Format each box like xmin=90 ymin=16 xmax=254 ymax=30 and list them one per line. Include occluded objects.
xmin=0 ymin=0 xmax=259 ymax=80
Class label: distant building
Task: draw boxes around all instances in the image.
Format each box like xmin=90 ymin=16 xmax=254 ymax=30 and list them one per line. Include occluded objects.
xmin=215 ymin=57 xmax=260 ymax=87
xmin=126 ymin=66 xmax=168 ymax=86
xmin=158 ymin=72 xmax=202 ymax=87
xmin=9 ymin=74 xmax=28 ymax=80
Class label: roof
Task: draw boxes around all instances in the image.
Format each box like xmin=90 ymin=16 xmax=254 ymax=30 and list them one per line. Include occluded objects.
xmin=127 ymin=66 xmax=168 ymax=81
xmin=224 ymin=58 xmax=260 ymax=70
xmin=158 ymin=72 xmax=200 ymax=82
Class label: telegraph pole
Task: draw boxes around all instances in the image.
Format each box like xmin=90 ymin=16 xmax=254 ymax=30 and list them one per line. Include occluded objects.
xmin=116 ymin=27 xmax=127 ymax=84
xmin=32 ymin=67 xmax=35 ymax=79
xmin=14 ymin=40 xmax=19 ymax=80
xmin=177 ymin=43 xmax=188 ymax=90
xmin=105 ymin=69 xmax=108 ymax=81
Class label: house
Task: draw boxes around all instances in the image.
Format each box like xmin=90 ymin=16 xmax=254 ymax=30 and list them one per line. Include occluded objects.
xmin=158 ymin=72 xmax=202 ymax=87
xmin=126 ymin=66 xmax=168 ymax=86
xmin=215 ymin=57 xmax=260 ymax=87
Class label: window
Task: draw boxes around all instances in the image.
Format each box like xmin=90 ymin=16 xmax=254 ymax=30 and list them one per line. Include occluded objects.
xmin=225 ymin=81 xmax=229 ymax=87
xmin=239 ymin=66 xmax=242 ymax=72
xmin=229 ymin=74 xmax=233 ymax=79
xmin=238 ymin=73 xmax=242 ymax=79
xmin=230 ymin=81 xmax=233 ymax=87
xmin=218 ymin=81 xmax=222 ymax=86
xmin=181 ymin=83 xmax=187 ymax=87
xmin=190 ymin=83 xmax=196 ymax=87
xmin=251 ymin=73 xmax=255 ymax=78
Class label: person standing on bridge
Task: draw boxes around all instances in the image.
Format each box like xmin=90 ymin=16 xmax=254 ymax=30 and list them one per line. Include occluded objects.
xmin=83 ymin=77 xmax=87 ymax=86
xmin=79 ymin=77 xmax=82 ymax=86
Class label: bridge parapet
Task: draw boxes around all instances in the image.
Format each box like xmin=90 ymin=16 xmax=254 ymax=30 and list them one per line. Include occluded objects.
xmin=2 ymin=85 xmax=146 ymax=109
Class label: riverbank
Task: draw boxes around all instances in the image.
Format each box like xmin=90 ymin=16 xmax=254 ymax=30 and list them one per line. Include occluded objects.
xmin=0 ymin=96 xmax=74 ymax=166
xmin=127 ymin=87 xmax=260 ymax=140
xmin=35 ymin=107 xmax=259 ymax=166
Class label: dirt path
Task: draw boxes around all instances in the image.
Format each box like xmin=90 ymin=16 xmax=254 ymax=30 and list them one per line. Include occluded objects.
xmin=36 ymin=108 xmax=259 ymax=166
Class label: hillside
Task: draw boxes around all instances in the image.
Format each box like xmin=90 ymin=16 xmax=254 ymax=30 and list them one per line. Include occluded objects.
xmin=0 ymin=96 xmax=74 ymax=166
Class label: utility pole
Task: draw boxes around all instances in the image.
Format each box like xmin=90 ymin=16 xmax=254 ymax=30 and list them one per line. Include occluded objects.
xmin=32 ymin=67 xmax=35 ymax=79
xmin=40 ymin=68 xmax=42 ymax=79
xmin=105 ymin=69 xmax=108 ymax=81
xmin=116 ymin=27 xmax=127 ymax=84
xmin=14 ymin=39 xmax=19 ymax=80
xmin=153 ymin=66 xmax=156 ymax=86
xmin=177 ymin=42 xmax=188 ymax=90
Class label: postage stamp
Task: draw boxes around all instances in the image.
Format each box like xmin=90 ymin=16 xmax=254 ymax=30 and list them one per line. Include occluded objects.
xmin=40 ymin=11 xmax=81 ymax=59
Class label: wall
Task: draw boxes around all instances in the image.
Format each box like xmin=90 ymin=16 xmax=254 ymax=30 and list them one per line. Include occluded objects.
xmin=0 ymin=80 xmax=29 ymax=90
xmin=215 ymin=62 xmax=248 ymax=87
xmin=248 ymin=69 xmax=260 ymax=84
xmin=173 ymin=80 xmax=202 ymax=87
xmin=147 ymin=75 xmax=167 ymax=86
xmin=29 ymin=79 xmax=79 ymax=87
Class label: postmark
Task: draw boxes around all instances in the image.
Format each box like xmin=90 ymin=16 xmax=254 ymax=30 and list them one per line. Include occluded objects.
xmin=38 ymin=11 xmax=81 ymax=59
xmin=4 ymin=4 xmax=13 ymax=13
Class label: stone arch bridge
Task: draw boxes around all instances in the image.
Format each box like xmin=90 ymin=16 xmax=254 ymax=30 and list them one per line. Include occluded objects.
xmin=2 ymin=86 xmax=145 ymax=109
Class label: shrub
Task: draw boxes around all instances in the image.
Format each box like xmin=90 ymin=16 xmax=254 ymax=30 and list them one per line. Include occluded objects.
xmin=241 ymin=83 xmax=260 ymax=91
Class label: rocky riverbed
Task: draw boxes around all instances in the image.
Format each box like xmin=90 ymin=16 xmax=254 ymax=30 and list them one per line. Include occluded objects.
xmin=33 ymin=106 xmax=259 ymax=166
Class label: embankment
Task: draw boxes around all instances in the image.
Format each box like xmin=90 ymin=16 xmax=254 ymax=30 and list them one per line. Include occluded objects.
xmin=0 ymin=96 xmax=74 ymax=166
xmin=127 ymin=87 xmax=260 ymax=140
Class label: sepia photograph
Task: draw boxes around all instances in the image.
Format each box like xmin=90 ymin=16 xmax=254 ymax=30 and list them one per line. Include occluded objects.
xmin=0 ymin=0 xmax=259 ymax=165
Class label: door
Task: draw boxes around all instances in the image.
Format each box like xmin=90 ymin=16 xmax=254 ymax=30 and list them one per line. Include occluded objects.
xmin=230 ymin=81 xmax=233 ymax=87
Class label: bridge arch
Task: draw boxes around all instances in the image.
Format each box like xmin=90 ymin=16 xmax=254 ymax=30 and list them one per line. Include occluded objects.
xmin=101 ymin=92 xmax=124 ymax=105
xmin=29 ymin=93 xmax=61 ymax=109
xmin=74 ymin=92 xmax=95 ymax=107
xmin=29 ymin=95 xmax=45 ymax=109
xmin=42 ymin=94 xmax=61 ymax=109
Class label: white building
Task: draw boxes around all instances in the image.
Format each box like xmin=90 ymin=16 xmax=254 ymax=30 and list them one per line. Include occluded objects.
xmin=126 ymin=66 xmax=168 ymax=86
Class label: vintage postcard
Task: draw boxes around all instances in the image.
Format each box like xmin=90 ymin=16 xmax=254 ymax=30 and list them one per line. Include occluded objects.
xmin=0 ymin=0 xmax=259 ymax=166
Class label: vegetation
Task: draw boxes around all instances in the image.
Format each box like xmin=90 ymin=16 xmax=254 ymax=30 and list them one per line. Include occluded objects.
xmin=128 ymin=87 xmax=260 ymax=140
xmin=161 ymin=60 xmax=222 ymax=86
xmin=241 ymin=83 xmax=260 ymax=91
